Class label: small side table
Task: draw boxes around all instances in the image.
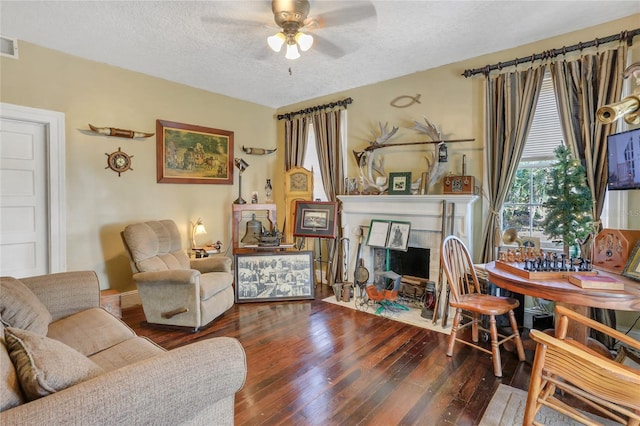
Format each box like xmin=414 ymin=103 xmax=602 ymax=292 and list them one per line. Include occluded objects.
xmin=100 ymin=289 xmax=121 ymax=318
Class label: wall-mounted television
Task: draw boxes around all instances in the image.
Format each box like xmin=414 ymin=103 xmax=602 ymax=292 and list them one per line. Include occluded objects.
xmin=607 ymin=127 xmax=640 ymax=191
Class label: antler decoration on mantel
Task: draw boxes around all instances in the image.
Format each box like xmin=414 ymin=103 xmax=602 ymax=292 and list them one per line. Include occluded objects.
xmin=353 ymin=122 xmax=399 ymax=194
xmin=88 ymin=124 xmax=154 ymax=139
xmin=410 ymin=117 xmax=446 ymax=190
xmin=352 ymin=118 xmax=475 ymax=195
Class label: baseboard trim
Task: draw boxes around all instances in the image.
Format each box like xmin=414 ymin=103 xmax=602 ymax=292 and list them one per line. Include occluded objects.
xmin=120 ymin=290 xmax=141 ymax=309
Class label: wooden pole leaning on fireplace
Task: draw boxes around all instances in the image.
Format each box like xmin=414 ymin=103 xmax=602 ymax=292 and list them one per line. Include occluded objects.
xmin=432 ymin=200 xmax=448 ymax=324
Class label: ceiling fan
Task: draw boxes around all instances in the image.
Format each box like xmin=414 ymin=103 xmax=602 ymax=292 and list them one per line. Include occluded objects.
xmin=266 ymin=0 xmax=376 ymax=60
xmin=201 ymin=1 xmax=376 ymax=60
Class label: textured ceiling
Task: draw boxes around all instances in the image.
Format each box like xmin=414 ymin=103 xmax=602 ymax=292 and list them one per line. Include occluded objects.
xmin=1 ymin=1 xmax=639 ymax=108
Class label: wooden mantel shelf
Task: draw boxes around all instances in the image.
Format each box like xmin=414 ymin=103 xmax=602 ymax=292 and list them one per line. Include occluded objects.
xmin=338 ymin=194 xmax=478 ymax=215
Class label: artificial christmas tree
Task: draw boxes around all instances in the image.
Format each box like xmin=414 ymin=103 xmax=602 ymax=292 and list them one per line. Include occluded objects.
xmin=541 ymin=144 xmax=593 ymax=255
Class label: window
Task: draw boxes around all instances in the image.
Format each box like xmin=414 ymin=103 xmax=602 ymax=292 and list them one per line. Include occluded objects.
xmin=302 ymin=124 xmax=328 ymax=201
xmin=501 ymin=72 xmax=564 ymax=248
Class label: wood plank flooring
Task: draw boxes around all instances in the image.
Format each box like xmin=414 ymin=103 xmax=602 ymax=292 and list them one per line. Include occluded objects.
xmin=121 ymin=285 xmax=533 ymax=425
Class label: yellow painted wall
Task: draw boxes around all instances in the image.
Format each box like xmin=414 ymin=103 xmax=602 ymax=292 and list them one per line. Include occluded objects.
xmin=1 ymin=42 xmax=278 ymax=292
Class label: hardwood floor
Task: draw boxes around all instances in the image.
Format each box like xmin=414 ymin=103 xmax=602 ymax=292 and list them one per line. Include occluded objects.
xmin=121 ymin=285 xmax=533 ymax=425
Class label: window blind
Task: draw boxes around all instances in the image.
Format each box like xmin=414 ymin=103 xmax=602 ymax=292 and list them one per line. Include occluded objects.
xmin=521 ymin=73 xmax=564 ymax=162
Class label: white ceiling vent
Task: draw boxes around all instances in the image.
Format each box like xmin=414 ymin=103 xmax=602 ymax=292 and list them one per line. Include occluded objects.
xmin=1 ymin=36 xmax=19 ymax=59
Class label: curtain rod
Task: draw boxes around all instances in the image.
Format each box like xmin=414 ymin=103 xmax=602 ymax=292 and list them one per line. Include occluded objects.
xmin=462 ymin=28 xmax=640 ymax=78
xmin=277 ymin=97 xmax=353 ymax=121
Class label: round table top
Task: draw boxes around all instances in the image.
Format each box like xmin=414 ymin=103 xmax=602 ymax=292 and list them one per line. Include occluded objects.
xmin=484 ymin=261 xmax=640 ymax=311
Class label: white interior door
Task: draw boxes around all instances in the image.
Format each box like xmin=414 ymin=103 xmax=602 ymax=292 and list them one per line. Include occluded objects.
xmin=0 ymin=103 xmax=66 ymax=278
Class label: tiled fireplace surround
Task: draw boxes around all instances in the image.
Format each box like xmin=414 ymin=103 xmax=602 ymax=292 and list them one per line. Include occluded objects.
xmin=337 ymin=195 xmax=479 ymax=285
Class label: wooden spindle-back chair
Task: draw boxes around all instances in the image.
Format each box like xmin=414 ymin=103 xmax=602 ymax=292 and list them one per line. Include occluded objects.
xmin=440 ymin=235 xmax=525 ymax=377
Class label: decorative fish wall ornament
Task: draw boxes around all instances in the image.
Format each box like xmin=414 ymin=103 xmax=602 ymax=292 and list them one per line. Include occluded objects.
xmin=242 ymin=146 xmax=277 ymax=155
xmin=88 ymin=124 xmax=154 ymax=139
xmin=390 ymin=94 xmax=422 ymax=108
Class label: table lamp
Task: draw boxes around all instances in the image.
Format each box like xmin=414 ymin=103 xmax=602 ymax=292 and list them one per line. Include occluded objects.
xmin=190 ymin=218 xmax=207 ymax=249
xmin=234 ymin=158 xmax=249 ymax=204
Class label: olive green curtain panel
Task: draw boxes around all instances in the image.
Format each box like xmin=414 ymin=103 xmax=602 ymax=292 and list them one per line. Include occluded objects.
xmin=550 ymin=43 xmax=628 ymax=233
xmin=284 ymin=117 xmax=309 ymax=170
xmin=480 ymin=66 xmax=547 ymax=262
xmin=311 ymin=109 xmax=345 ymax=201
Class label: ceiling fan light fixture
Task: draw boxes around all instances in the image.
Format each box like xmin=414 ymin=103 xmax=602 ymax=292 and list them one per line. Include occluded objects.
xmin=285 ymin=43 xmax=300 ymax=60
xmin=295 ymin=32 xmax=313 ymax=52
xmin=267 ymin=32 xmax=286 ymax=52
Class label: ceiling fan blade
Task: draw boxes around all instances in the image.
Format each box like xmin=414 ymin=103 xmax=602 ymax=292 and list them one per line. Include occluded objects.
xmin=310 ymin=1 xmax=376 ymax=29
xmin=311 ymin=33 xmax=347 ymax=59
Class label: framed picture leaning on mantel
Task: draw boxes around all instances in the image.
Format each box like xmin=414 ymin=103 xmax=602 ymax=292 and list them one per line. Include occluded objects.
xmin=366 ymin=219 xmax=411 ymax=251
xmin=156 ymin=119 xmax=234 ymax=184
xmin=388 ymin=172 xmax=412 ymax=195
xmin=234 ymin=251 xmax=314 ymax=303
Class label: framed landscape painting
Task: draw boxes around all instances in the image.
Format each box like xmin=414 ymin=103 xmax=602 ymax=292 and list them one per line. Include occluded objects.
xmin=156 ymin=119 xmax=234 ymax=184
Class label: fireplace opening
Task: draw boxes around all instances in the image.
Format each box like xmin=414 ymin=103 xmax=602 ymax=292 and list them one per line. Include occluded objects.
xmin=372 ymin=246 xmax=435 ymax=313
xmin=373 ymin=246 xmax=430 ymax=281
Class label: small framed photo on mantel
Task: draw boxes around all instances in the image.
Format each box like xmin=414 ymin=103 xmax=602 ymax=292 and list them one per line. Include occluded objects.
xmin=388 ymin=172 xmax=412 ymax=195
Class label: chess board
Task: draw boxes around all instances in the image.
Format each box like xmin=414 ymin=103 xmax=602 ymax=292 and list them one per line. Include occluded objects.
xmin=495 ymin=261 xmax=598 ymax=280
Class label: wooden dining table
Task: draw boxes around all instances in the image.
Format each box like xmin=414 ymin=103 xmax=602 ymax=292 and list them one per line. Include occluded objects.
xmin=484 ymin=261 xmax=640 ymax=345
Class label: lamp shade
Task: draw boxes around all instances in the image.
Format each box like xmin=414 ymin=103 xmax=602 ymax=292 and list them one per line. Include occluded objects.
xmin=234 ymin=157 xmax=249 ymax=172
xmin=267 ymin=33 xmax=286 ymax=52
xmin=191 ymin=218 xmax=207 ymax=249
xmin=295 ymin=32 xmax=313 ymax=51
xmin=285 ymin=43 xmax=300 ymax=60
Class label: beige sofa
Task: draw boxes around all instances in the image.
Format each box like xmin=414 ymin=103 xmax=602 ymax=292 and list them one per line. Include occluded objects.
xmin=0 ymin=271 xmax=246 ymax=425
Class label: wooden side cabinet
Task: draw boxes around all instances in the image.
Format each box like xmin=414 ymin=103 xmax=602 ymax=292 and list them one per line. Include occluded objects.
xmin=232 ymin=203 xmax=277 ymax=253
xmin=100 ymin=289 xmax=121 ymax=318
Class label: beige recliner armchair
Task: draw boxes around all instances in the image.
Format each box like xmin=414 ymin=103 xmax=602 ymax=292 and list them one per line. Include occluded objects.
xmin=122 ymin=219 xmax=234 ymax=331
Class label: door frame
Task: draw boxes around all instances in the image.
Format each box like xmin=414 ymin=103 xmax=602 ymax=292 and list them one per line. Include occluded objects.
xmin=1 ymin=102 xmax=66 ymax=273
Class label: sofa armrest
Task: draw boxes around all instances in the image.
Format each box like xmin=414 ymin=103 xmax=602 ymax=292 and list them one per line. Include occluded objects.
xmin=0 ymin=337 xmax=247 ymax=425
xmin=20 ymin=271 xmax=101 ymax=322
xmin=191 ymin=256 xmax=232 ymax=273
xmin=133 ymin=269 xmax=200 ymax=284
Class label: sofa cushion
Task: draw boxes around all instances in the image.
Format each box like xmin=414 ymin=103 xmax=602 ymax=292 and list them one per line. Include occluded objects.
xmin=47 ymin=308 xmax=136 ymax=356
xmin=5 ymin=327 xmax=104 ymax=401
xmin=0 ymin=322 xmax=25 ymax=411
xmin=0 ymin=277 xmax=52 ymax=335
xmin=200 ymin=272 xmax=234 ymax=301
xmin=89 ymin=336 xmax=165 ymax=372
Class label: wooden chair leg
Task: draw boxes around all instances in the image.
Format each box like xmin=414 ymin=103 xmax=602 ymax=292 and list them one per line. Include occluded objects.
xmin=508 ymin=310 xmax=526 ymax=361
xmin=523 ymin=344 xmax=546 ymax=425
xmin=489 ymin=315 xmax=502 ymax=377
xmin=446 ymin=308 xmax=462 ymax=356
xmin=471 ymin=313 xmax=480 ymax=342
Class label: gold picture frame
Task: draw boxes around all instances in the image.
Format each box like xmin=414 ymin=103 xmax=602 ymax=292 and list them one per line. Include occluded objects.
xmin=156 ymin=119 xmax=234 ymax=184
xmin=622 ymin=241 xmax=640 ymax=282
